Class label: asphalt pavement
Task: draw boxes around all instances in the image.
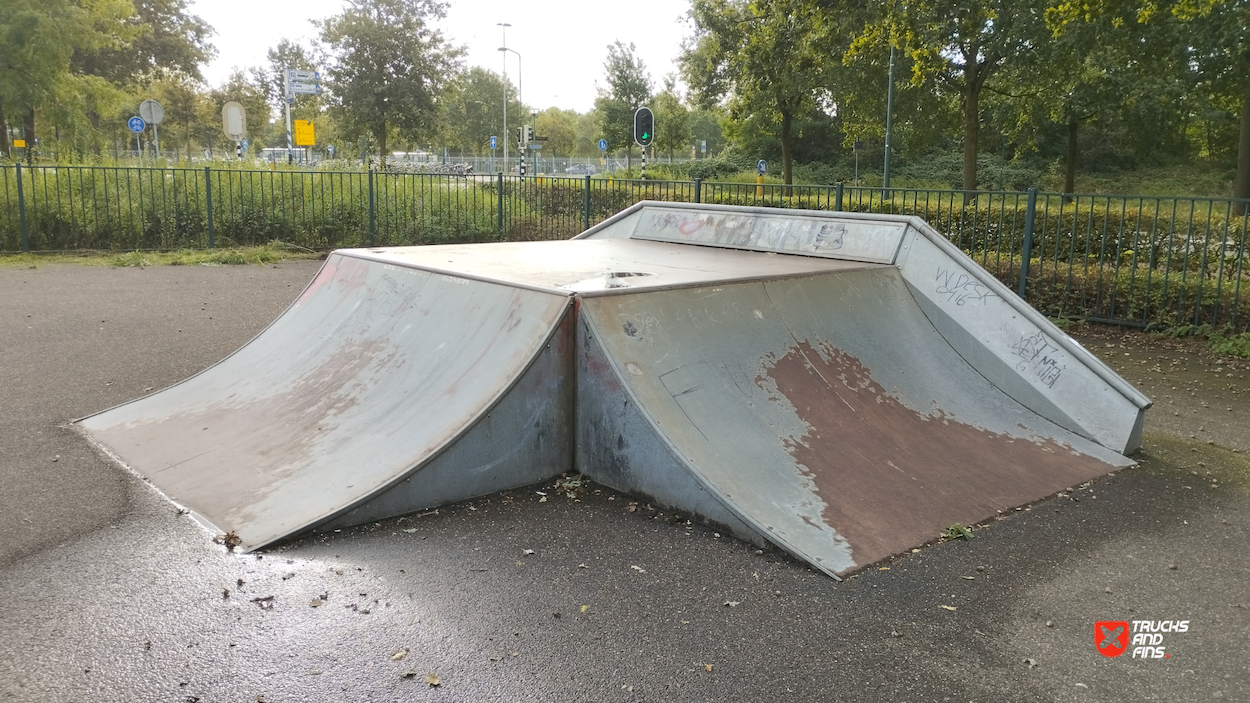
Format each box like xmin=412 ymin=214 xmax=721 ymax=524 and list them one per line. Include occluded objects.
xmin=1 ymin=261 xmax=1246 ymax=702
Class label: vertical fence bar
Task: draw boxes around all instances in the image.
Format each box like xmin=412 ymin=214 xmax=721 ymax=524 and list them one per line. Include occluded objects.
xmin=834 ymin=182 xmax=844 ymax=212
xmin=368 ymin=168 xmax=377 ymax=246
xmin=693 ymin=178 xmax=702 ymax=204
xmin=496 ymin=173 xmax=504 ymax=235
xmin=1017 ymin=187 xmax=1038 ymax=298
xmin=204 ymin=167 xmax=214 ymax=248
xmin=16 ymin=163 xmax=29 ymax=251
xmin=582 ymin=175 xmax=591 ymax=232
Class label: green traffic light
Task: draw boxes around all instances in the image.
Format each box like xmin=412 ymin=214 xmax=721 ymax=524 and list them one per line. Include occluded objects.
xmin=643 ymin=132 xmax=649 ymax=139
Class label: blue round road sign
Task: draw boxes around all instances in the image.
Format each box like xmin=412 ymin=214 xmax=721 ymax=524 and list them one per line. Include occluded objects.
xmin=757 ymin=159 xmax=767 ymax=174
xmin=128 ymin=116 xmax=146 ymax=133
xmin=598 ymin=139 xmax=608 ymax=151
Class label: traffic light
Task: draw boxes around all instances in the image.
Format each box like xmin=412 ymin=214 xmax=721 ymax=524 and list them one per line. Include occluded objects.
xmin=634 ymin=107 xmax=654 ymax=147
xmin=516 ymin=126 xmax=523 ymax=145
xmin=523 ymin=125 xmax=534 ymax=145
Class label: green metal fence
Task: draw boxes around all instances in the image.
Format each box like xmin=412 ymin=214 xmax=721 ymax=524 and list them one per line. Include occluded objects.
xmin=3 ymin=164 xmax=1248 ymax=331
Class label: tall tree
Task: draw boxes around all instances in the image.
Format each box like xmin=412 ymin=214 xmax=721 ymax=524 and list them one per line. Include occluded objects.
xmin=652 ymin=77 xmax=691 ymax=162
xmin=74 ymin=0 xmax=214 ymax=86
xmin=861 ymin=0 xmax=1047 ymax=197
xmin=594 ymin=41 xmax=652 ymax=170
xmin=439 ymin=66 xmax=522 ymax=156
xmin=0 ymin=0 xmax=133 ymax=159
xmin=534 ymin=107 xmax=577 ymax=158
xmin=318 ymin=0 xmax=462 ymax=169
xmin=683 ymin=0 xmax=831 ymax=184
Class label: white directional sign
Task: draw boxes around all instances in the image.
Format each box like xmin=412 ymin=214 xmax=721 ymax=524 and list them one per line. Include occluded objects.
xmin=287 ymin=69 xmax=319 ymax=81
xmin=289 ymin=81 xmax=322 ymax=95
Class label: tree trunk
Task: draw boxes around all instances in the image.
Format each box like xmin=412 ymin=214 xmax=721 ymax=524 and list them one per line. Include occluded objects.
xmin=1234 ymin=71 xmax=1250 ymax=216
xmin=1064 ymin=115 xmax=1078 ymax=200
xmin=962 ymin=85 xmax=980 ymax=204
xmin=23 ymin=109 xmax=35 ymax=165
xmin=379 ymin=128 xmax=387 ymax=171
xmin=0 ymin=99 xmax=8 ymax=160
xmin=780 ymin=109 xmax=793 ymax=186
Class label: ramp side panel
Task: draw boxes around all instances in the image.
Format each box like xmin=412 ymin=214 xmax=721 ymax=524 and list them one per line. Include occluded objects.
xmin=322 ymin=309 xmax=576 ymax=529
xmin=79 ymin=253 xmax=570 ymax=549
xmin=628 ymin=205 xmax=905 ymax=264
xmin=575 ymin=315 xmax=764 ymax=543
xmin=896 ymin=230 xmax=1148 ymax=453
xmin=580 ymin=270 xmax=1127 ymax=575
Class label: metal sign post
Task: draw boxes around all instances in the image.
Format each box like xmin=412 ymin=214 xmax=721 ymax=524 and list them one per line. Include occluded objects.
xmin=128 ymin=117 xmax=145 ymax=160
xmin=283 ymin=69 xmax=320 ymax=165
xmin=222 ymin=102 xmax=247 ymax=160
xmin=139 ymin=100 xmax=164 ymax=158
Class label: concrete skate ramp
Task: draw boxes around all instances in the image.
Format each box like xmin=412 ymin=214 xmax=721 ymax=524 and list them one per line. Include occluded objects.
xmin=577 ymin=267 xmax=1134 ymax=577
xmin=78 ymin=252 xmax=573 ymax=550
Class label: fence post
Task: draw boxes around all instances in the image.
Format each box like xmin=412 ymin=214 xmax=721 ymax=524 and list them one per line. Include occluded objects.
xmin=368 ymin=168 xmax=376 ymax=247
xmin=1017 ymin=187 xmax=1038 ymax=299
xmin=693 ymin=178 xmax=702 ymax=204
xmin=16 ymin=163 xmax=29 ymax=251
xmin=497 ymin=172 xmax=504 ymax=235
xmin=204 ymin=167 xmax=214 ymax=248
xmin=834 ymin=182 xmax=844 ymax=212
xmin=582 ymin=175 xmax=591 ymax=232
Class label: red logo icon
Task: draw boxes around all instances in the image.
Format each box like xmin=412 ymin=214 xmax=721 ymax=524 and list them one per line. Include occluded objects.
xmin=1096 ymin=621 xmax=1129 ymax=657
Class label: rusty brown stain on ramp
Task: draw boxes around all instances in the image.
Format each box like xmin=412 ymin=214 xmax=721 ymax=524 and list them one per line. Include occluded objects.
xmin=758 ymin=340 xmax=1113 ymax=567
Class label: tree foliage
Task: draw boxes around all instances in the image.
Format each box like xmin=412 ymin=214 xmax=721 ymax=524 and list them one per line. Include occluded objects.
xmin=683 ymin=0 xmax=832 ymax=184
xmin=318 ymin=0 xmax=462 ymax=168
xmin=594 ymin=41 xmax=652 ymax=165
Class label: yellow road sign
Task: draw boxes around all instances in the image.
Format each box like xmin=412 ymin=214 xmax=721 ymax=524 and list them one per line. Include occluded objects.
xmin=293 ymin=120 xmax=315 ymax=146
xmin=13 ymin=139 xmax=25 ymax=148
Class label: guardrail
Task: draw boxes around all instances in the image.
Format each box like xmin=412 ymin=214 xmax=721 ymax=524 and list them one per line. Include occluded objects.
xmin=2 ymin=164 xmax=1247 ymax=331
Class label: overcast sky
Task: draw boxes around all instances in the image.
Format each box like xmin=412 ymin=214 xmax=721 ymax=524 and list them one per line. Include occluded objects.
xmin=190 ymin=0 xmax=692 ymax=113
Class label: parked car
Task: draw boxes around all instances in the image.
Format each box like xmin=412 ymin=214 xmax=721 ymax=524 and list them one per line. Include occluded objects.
xmin=565 ymin=164 xmax=597 ymax=175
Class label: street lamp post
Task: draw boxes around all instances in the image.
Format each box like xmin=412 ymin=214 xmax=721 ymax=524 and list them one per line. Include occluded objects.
xmin=497 ymin=23 xmax=511 ymax=173
xmin=498 ymin=45 xmax=522 ymax=173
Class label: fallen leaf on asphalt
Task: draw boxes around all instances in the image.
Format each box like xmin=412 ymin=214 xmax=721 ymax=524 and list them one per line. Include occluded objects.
xmin=580 ymin=605 xmax=589 ymax=613
xmin=425 ymin=674 xmax=441 ymax=687
xmin=961 ymin=576 xmax=976 ymax=580
xmin=403 ymin=528 xmax=417 ymax=533
xmin=1023 ymin=658 xmax=1039 ymax=669
xmin=539 ymin=496 xmax=547 ymax=503
xmin=400 ymin=670 xmax=417 ymax=679
xmin=940 ymin=605 xmax=957 ymax=611
xmin=310 ymin=598 xmax=322 ymax=607
xmin=724 ymin=601 xmax=740 ymax=607
xmin=630 ymin=565 xmax=646 ymax=573
xmin=578 ymin=563 xmax=588 ymax=569
xmin=522 ymin=549 xmax=535 ymax=556
xmin=878 ymin=567 xmax=890 ymax=571
xmin=392 ymin=649 xmax=408 ymax=660
xmin=704 ymin=664 xmax=714 ymax=672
